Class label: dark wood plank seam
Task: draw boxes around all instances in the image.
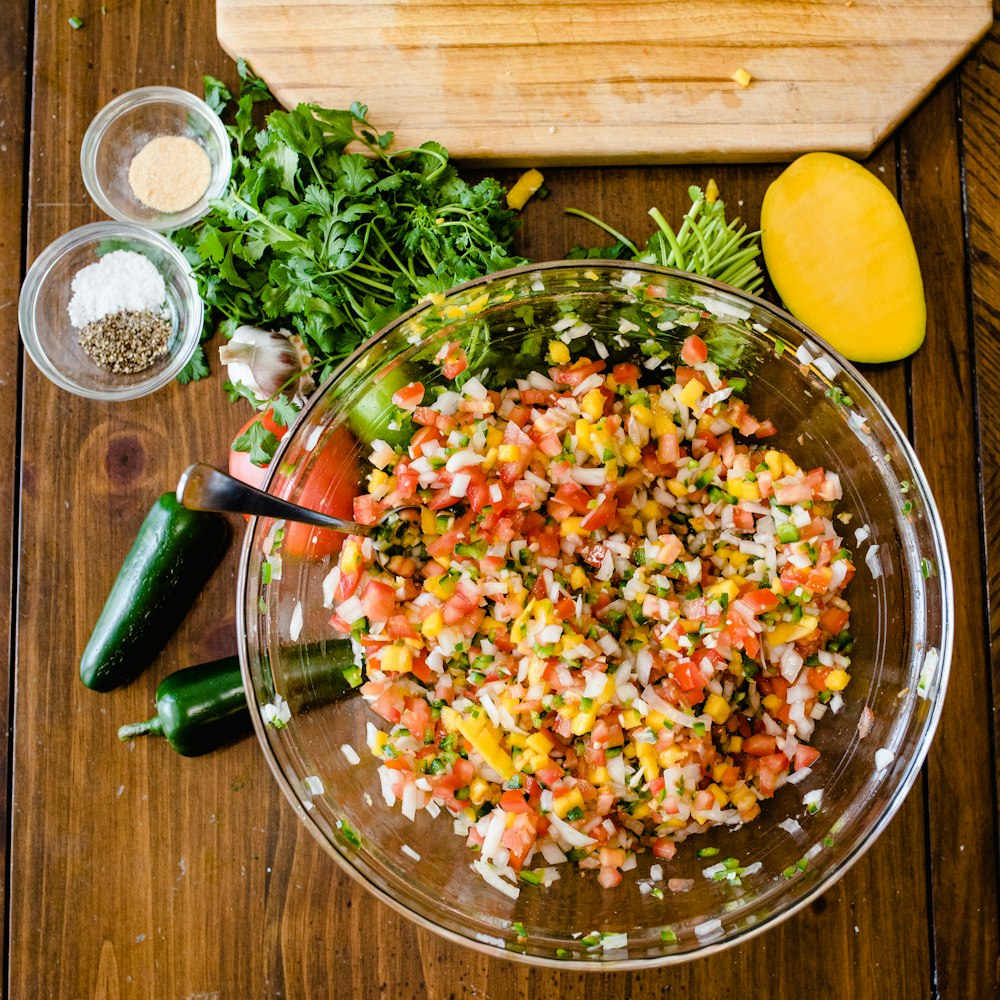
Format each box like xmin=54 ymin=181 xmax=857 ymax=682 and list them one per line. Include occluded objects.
xmin=955 ymin=36 xmax=1000 ymax=990
xmin=893 ymin=127 xmax=940 ymax=1000
xmin=4 ymin=3 xmax=35 ymax=998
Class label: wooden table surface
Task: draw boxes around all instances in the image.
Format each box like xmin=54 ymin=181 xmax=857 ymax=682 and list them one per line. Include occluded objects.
xmin=4 ymin=3 xmax=1000 ymax=998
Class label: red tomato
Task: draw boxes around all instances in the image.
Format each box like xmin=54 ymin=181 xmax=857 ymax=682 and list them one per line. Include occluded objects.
xmin=391 ymin=381 xmax=425 ymax=410
xmin=740 ymin=588 xmax=780 ymax=615
xmin=580 ymin=491 xmax=617 ymax=531
xmin=228 ymin=408 xmax=289 ymax=494
xmin=819 ymin=606 xmax=850 ymax=635
xmin=794 ymin=745 xmax=821 ymax=771
xmin=550 ymin=358 xmax=606 ymax=387
xmin=743 ymin=734 xmax=777 ymax=756
xmin=613 ymin=362 xmax=640 ymax=386
xmin=282 ymin=426 xmax=359 ymax=561
xmin=680 ymin=334 xmax=709 ymax=366
xmin=499 ymin=789 xmax=532 ymax=814
xmin=361 ymin=580 xmax=397 ymax=622
xmin=438 ymin=343 xmax=468 ymax=380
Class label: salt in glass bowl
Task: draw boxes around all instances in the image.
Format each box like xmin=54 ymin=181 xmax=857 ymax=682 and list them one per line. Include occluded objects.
xmin=237 ymin=261 xmax=952 ymax=967
xmin=18 ymin=222 xmax=203 ymax=401
xmin=80 ymin=86 xmax=231 ymax=232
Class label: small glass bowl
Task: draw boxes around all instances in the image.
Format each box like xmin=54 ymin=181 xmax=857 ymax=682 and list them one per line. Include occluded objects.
xmin=18 ymin=222 xmax=203 ymax=401
xmin=81 ymin=86 xmax=231 ymax=231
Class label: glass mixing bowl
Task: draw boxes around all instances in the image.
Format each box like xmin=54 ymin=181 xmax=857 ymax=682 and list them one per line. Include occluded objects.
xmin=236 ymin=261 xmax=951 ymax=967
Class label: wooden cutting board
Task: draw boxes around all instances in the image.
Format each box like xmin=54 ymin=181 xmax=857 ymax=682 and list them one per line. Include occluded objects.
xmin=216 ymin=0 xmax=991 ymax=165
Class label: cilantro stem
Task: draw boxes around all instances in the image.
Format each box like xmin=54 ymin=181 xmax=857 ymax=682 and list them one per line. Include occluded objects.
xmin=564 ymin=208 xmax=640 ymax=255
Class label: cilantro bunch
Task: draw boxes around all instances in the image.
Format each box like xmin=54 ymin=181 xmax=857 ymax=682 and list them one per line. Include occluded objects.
xmin=173 ymin=62 xmax=526 ymax=386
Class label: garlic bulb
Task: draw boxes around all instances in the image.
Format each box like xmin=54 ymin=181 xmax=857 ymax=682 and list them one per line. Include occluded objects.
xmin=219 ymin=326 xmax=314 ymax=402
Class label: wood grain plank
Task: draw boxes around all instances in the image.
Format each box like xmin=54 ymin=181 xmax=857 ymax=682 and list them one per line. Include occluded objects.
xmin=898 ymin=68 xmax=1000 ymax=997
xmin=0 ymin=0 xmax=30 ymax=989
xmin=960 ymin=10 xmax=1000 ymax=997
xmin=216 ymin=0 xmax=992 ymax=164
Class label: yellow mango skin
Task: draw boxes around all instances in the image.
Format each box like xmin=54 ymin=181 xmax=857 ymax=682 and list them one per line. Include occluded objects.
xmin=761 ymin=152 xmax=926 ymax=364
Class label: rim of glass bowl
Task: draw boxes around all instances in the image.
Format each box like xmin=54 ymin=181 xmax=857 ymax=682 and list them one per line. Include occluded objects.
xmin=80 ymin=85 xmax=232 ymax=231
xmin=236 ymin=260 xmax=953 ymax=969
xmin=18 ymin=221 xmax=203 ymax=401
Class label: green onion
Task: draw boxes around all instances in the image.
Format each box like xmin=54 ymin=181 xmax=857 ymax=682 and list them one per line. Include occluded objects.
xmin=696 ymin=846 xmax=720 ymax=858
xmin=68 ymin=15 xmax=84 ymax=28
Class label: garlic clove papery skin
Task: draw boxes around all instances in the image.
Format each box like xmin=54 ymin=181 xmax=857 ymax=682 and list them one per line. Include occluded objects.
xmin=219 ymin=326 xmax=313 ymax=402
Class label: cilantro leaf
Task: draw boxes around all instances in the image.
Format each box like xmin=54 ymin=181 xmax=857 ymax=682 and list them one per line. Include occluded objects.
xmin=176 ymin=345 xmax=210 ymax=384
xmin=232 ymin=418 xmax=280 ymax=466
xmin=173 ymin=66 xmax=526 ymax=401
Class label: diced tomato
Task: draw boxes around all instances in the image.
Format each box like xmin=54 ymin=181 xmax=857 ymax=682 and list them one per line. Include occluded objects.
xmin=743 ymin=734 xmax=777 ymax=756
xmin=334 ymin=567 xmax=362 ymax=603
xmin=550 ymin=358 xmax=606 ymax=387
xmin=412 ymin=406 xmax=439 ymax=427
xmin=534 ymin=764 xmax=564 ymax=788
xmin=580 ymin=490 xmax=617 ymax=531
xmin=391 ymin=381 xmax=425 ymax=410
xmin=672 ymin=659 xmax=708 ymax=700
xmin=652 ymin=838 xmax=677 ymax=861
xmin=613 ymin=362 xmax=640 ymax=387
xmin=680 ymin=334 xmax=709 ymax=366
xmin=732 ymin=506 xmax=755 ymax=530
xmin=554 ymin=597 xmax=577 ymax=620
xmin=499 ymin=789 xmax=532 ymax=814
xmin=401 ymin=697 xmax=433 ymax=741
xmin=361 ymin=580 xmax=396 ymax=622
xmin=794 ymin=745 xmax=821 ymax=771
xmin=757 ymin=752 xmax=790 ymax=797
xmin=353 ymin=493 xmax=385 ymax=525
xmin=819 ymin=606 xmax=850 ymax=635
xmin=438 ymin=342 xmax=468 ymax=380
xmin=554 ymin=482 xmax=592 ymax=514
xmin=740 ymin=588 xmax=780 ymax=615
xmin=386 ymin=614 xmax=419 ymax=640
xmin=501 ymin=812 xmax=538 ymax=871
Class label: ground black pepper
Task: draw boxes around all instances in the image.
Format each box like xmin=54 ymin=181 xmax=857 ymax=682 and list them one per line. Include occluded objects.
xmin=78 ymin=309 xmax=171 ymax=374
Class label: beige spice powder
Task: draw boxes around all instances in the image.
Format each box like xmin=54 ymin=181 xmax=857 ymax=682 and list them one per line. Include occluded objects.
xmin=128 ymin=135 xmax=211 ymax=213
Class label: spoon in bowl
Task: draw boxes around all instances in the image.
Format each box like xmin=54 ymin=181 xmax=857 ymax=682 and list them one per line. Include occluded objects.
xmin=176 ymin=463 xmax=417 ymax=537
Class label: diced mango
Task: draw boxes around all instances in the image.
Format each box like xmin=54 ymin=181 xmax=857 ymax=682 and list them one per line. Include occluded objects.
xmin=552 ymin=787 xmax=584 ymax=818
xmin=703 ymin=693 xmax=732 ymax=725
xmin=707 ymin=782 xmax=728 ymax=807
xmin=380 ymin=645 xmax=413 ymax=673
xmin=636 ymin=741 xmax=660 ymax=782
xmin=631 ymin=404 xmax=654 ymax=426
xmin=469 ymin=777 xmax=492 ymax=805
xmin=421 ymin=609 xmax=444 ymax=638
xmin=704 ymin=580 xmax=739 ymax=604
xmin=575 ymin=419 xmax=593 ymax=452
xmin=420 ymin=508 xmax=437 ymax=534
xmin=569 ymin=565 xmax=589 ymax=590
xmin=581 ymin=388 xmax=605 ymax=421
xmin=561 ymin=517 xmax=586 ymax=537
xmin=459 ymin=718 xmax=515 ymax=780
xmin=680 ymin=378 xmax=705 ymax=408
xmin=526 ymin=731 xmax=555 ymax=755
xmin=548 ymin=340 xmax=570 ymax=364
xmin=498 ymin=444 xmax=521 ymax=462
xmin=768 ymin=615 xmax=819 ymax=646
xmin=619 ymin=709 xmax=641 ymax=730
xmin=622 ymin=442 xmax=642 ymax=466
xmin=762 ymin=694 xmax=782 ymax=713
xmin=825 ymin=669 xmax=851 ymax=691
xmin=425 ymin=575 xmax=457 ymax=599
xmin=658 ymin=746 xmax=685 ymax=769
